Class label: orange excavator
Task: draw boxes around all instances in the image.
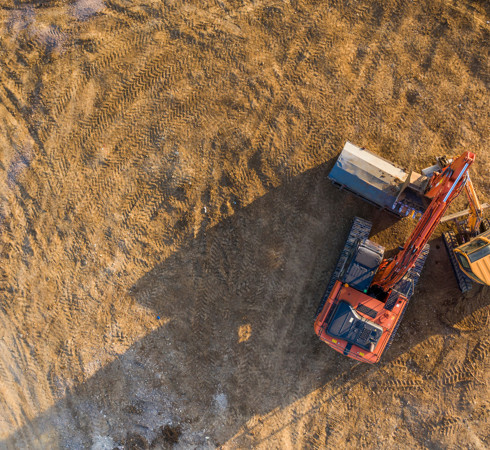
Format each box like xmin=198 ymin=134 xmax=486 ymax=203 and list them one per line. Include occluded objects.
xmin=315 ymin=144 xmax=479 ymax=363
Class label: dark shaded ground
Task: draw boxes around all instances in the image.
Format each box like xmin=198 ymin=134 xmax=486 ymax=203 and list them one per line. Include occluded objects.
xmin=3 ymin=163 xmax=488 ymax=448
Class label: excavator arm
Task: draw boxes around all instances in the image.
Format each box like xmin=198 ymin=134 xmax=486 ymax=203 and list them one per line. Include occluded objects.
xmin=372 ymin=151 xmax=475 ymax=292
xmin=464 ymin=174 xmax=483 ymax=234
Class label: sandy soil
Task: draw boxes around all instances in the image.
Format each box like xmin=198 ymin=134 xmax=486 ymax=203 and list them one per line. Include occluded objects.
xmin=0 ymin=0 xmax=488 ymax=448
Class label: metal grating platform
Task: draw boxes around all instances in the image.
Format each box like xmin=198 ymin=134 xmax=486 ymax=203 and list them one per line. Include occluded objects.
xmin=357 ymin=303 xmax=378 ymax=319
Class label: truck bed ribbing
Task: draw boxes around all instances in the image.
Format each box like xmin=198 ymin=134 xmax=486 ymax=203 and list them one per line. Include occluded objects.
xmin=328 ymin=142 xmax=428 ymax=218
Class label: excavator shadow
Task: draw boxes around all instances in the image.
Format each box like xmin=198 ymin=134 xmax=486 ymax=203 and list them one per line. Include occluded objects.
xmin=2 ymin=162 xmax=487 ymax=448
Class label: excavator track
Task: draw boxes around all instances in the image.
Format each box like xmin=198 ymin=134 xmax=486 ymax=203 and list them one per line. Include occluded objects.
xmin=443 ymin=231 xmax=473 ymax=293
xmin=384 ymin=244 xmax=430 ymax=350
xmin=315 ymin=217 xmax=372 ymax=318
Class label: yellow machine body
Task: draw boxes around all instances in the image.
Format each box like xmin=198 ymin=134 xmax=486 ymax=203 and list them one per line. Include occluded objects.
xmin=453 ymin=229 xmax=490 ymax=286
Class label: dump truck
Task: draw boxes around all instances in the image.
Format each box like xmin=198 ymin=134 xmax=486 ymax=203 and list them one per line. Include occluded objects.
xmin=315 ymin=142 xmax=487 ymax=363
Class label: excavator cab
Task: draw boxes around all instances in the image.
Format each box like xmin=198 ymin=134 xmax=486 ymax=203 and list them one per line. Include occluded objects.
xmin=453 ymin=230 xmax=490 ymax=285
xmin=326 ymin=300 xmax=383 ymax=353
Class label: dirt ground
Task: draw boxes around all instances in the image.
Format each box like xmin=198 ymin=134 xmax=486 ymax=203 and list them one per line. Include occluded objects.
xmin=0 ymin=0 xmax=488 ymax=448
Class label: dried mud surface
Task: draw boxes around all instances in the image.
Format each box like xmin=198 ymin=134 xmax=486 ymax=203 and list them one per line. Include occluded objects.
xmin=0 ymin=0 xmax=489 ymax=448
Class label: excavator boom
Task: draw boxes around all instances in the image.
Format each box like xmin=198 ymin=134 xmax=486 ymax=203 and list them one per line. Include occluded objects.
xmin=373 ymin=151 xmax=475 ymax=291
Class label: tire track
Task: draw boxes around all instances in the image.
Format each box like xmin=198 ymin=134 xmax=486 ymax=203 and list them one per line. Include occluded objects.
xmin=453 ymin=307 xmax=490 ymax=332
xmin=40 ymin=23 xmax=163 ymax=144
xmin=63 ymin=53 xmax=186 ymax=160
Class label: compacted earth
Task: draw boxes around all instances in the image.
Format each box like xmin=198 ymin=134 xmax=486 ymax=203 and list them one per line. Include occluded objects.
xmin=0 ymin=0 xmax=488 ymax=448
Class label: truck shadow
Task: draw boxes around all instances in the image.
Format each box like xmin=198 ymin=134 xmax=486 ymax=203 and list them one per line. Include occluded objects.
xmin=2 ymin=162 xmax=487 ymax=448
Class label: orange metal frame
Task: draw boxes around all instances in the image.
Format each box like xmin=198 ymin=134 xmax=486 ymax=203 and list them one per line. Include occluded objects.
xmin=314 ymin=280 xmax=407 ymax=363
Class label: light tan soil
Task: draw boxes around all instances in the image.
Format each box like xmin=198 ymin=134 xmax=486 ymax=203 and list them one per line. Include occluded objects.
xmin=0 ymin=0 xmax=488 ymax=448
